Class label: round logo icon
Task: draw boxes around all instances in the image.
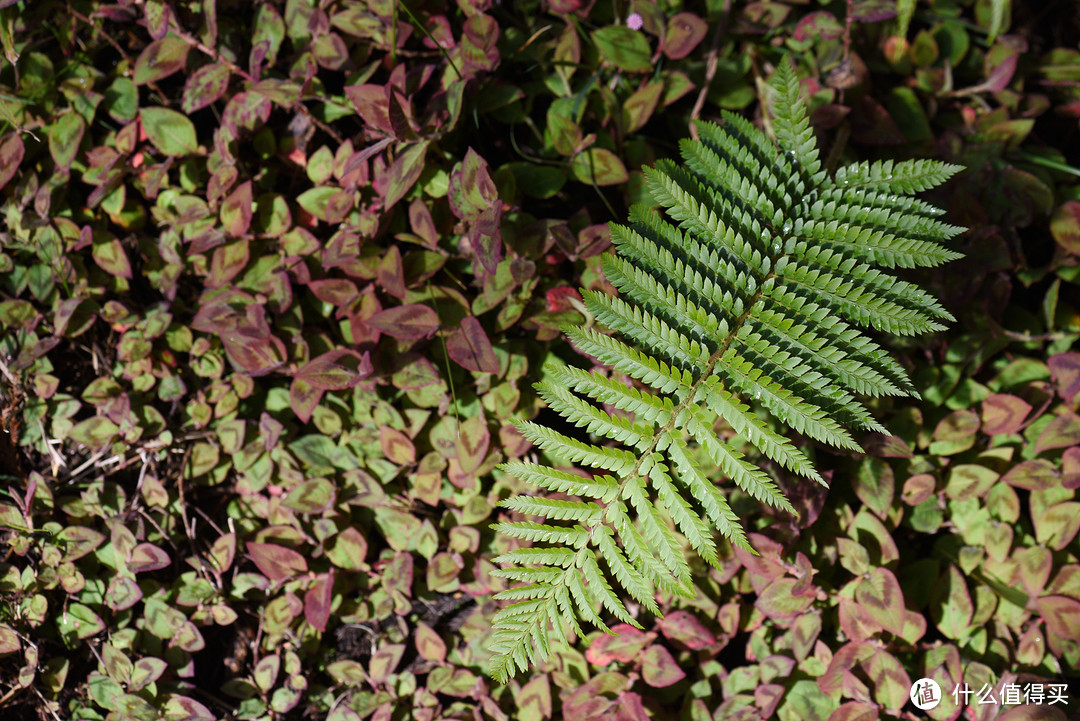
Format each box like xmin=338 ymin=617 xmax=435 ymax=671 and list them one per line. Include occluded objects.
xmin=911 ymin=678 xmax=942 ymax=710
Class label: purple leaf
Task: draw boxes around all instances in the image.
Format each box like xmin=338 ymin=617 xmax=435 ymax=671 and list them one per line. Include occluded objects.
xmin=304 ymin=570 xmax=334 ymax=632
xmin=247 ymin=542 xmax=308 ymax=581
xmin=366 ymin=304 xmax=439 ymax=340
xmin=345 ymin=84 xmax=395 ymax=136
xmin=295 ymin=349 xmax=372 ymax=391
xmin=447 ymin=317 xmax=498 ymax=373
xmin=0 ymin=133 xmax=23 ymax=191
xmin=663 ymin=13 xmax=707 ymax=60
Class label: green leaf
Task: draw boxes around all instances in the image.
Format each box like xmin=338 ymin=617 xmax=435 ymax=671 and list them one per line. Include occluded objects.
xmin=384 ymin=141 xmax=429 ymax=209
xmin=283 ymin=478 xmax=335 ymax=513
xmin=141 ymin=107 xmax=199 ymax=156
xmin=92 ymin=236 xmax=133 ymax=278
xmin=133 ymin=36 xmax=189 ymax=85
xmin=571 ymin=148 xmax=629 ymax=186
xmin=640 ymin=645 xmax=686 ymax=687
xmin=69 ymin=417 xmax=119 ymax=450
xmin=47 ymin=112 xmax=85 ymax=170
xmin=182 ymin=62 xmax=231 ymax=113
xmin=57 ymin=603 xmax=105 ymax=640
xmin=592 ymin=26 xmax=652 ymax=72
xmin=296 ymin=186 xmax=352 ymax=224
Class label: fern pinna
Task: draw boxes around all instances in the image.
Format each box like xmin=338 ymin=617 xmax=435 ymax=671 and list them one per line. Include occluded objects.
xmin=488 ymin=60 xmax=963 ymax=681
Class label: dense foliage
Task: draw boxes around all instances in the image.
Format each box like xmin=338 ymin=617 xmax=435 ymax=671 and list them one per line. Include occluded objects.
xmin=0 ymin=0 xmax=1078 ymax=720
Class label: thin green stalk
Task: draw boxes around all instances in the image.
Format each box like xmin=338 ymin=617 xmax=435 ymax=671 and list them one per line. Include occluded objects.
xmin=396 ymin=0 xmax=461 ymax=80
xmin=1014 ymin=151 xmax=1080 ymax=179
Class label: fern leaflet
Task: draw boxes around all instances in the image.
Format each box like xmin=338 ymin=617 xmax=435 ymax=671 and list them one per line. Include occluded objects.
xmin=487 ymin=59 xmax=962 ymax=682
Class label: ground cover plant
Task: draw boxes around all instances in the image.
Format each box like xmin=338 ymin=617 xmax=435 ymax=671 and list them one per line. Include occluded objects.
xmin=0 ymin=0 xmax=1078 ymax=720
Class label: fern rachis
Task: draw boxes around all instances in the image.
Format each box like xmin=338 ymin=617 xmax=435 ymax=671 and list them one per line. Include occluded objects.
xmin=487 ymin=60 xmax=963 ymax=682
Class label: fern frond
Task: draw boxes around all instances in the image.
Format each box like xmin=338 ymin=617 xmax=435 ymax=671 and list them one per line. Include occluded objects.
xmin=833 ymin=158 xmax=963 ymax=194
xmin=489 ymin=56 xmax=962 ymax=681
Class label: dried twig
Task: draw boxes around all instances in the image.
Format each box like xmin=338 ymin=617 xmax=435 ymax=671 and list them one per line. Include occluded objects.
xmin=689 ymin=0 xmax=733 ymax=138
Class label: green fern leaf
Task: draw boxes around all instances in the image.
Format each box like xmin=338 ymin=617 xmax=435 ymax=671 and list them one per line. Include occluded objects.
xmin=489 ymin=57 xmax=963 ymax=681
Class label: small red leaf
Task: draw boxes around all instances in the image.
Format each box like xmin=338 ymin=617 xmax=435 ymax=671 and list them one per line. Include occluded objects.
xmin=546 ymin=286 xmax=582 ymax=312
xmin=447 ymin=317 xmax=498 ymax=373
xmin=247 ymin=542 xmax=308 ymax=581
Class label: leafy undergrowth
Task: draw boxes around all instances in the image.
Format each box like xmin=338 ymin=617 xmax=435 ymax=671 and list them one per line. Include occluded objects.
xmin=0 ymin=0 xmax=1078 ymax=720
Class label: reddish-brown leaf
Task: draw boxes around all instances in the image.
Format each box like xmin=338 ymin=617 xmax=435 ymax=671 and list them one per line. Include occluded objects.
xmin=296 ymin=349 xmax=372 ymax=391
xmin=182 ymin=62 xmax=231 ymax=113
xmin=304 ymin=570 xmax=334 ymax=633
xmin=308 ymin=279 xmax=359 ymax=306
xmin=0 ymin=133 xmax=24 ymax=191
xmin=1049 ymin=353 xmax=1080 ymax=402
xmin=855 ymin=568 xmax=905 ymax=636
xmin=447 ymin=317 xmax=498 ymax=373
xmin=1035 ymin=411 xmax=1080 ymax=453
xmin=658 ymin=610 xmax=715 ymax=650
xmin=345 ymin=84 xmax=394 ymax=136
xmin=455 ymin=414 xmax=490 ymax=475
xmin=383 ymin=141 xmax=428 ymax=210
xmin=1002 ymin=459 xmax=1058 ymax=492
xmin=246 ymin=542 xmax=308 ymax=581
xmin=366 ymin=304 xmax=439 ymax=339
xmin=981 ymin=393 xmax=1033 ymax=435
xmin=144 ymin=0 xmax=171 ymax=39
xmin=663 ymin=13 xmax=707 ymax=59
xmin=221 ymin=330 xmax=286 ymax=377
